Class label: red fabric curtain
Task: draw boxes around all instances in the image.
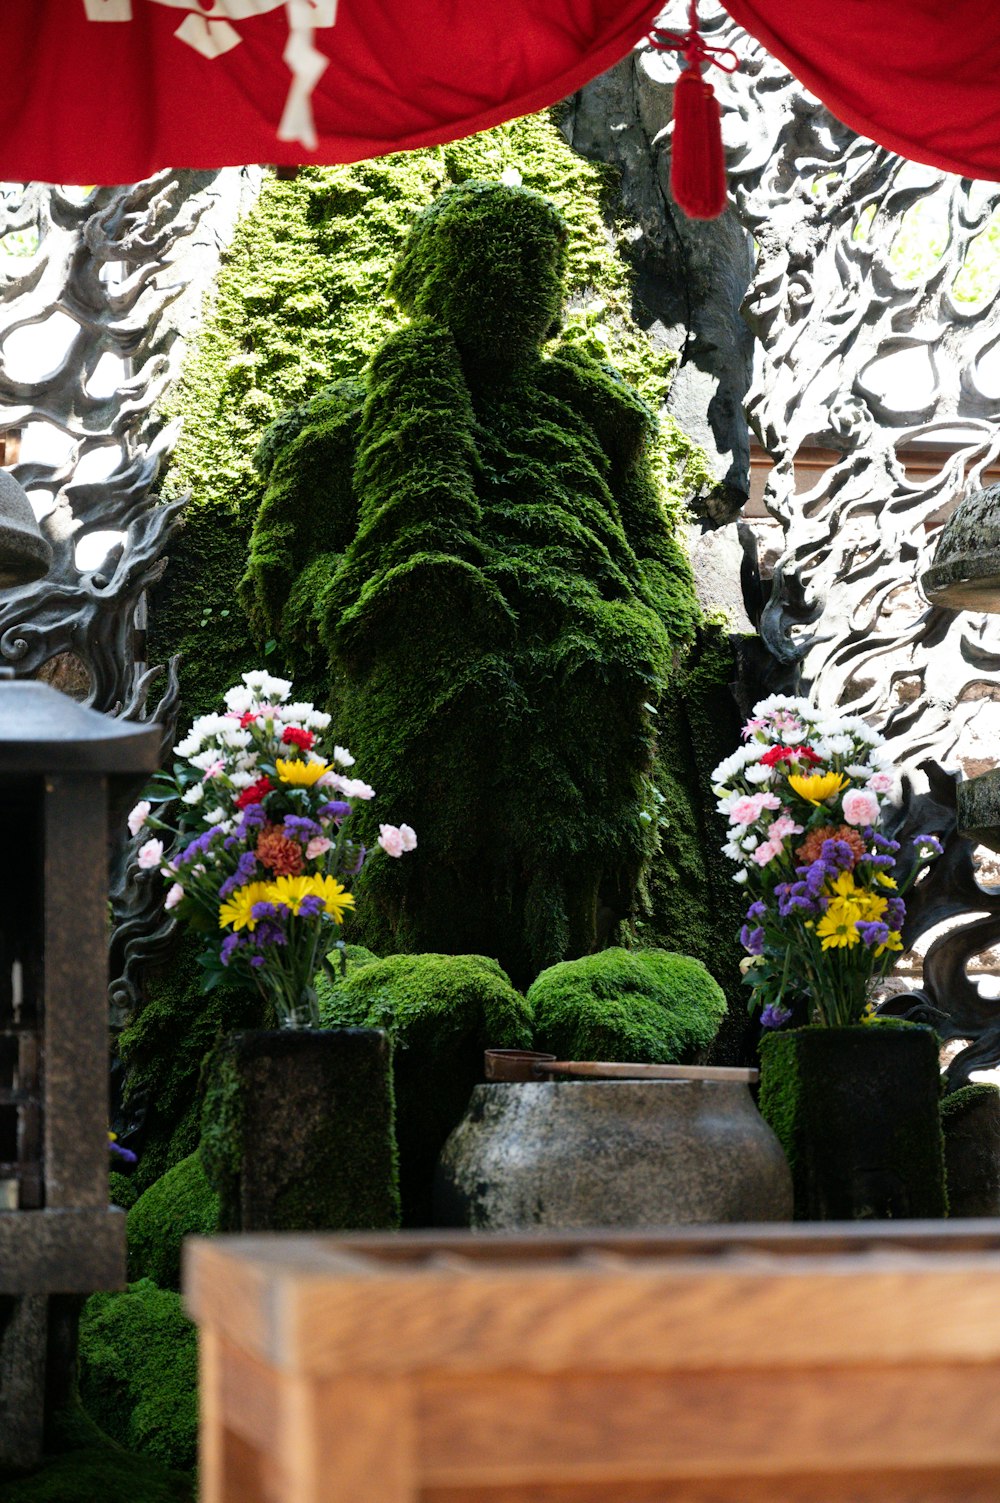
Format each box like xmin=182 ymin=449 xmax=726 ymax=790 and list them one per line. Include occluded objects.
xmin=721 ymin=0 xmax=1000 ymax=182
xmin=0 ymin=1 xmax=661 ymax=185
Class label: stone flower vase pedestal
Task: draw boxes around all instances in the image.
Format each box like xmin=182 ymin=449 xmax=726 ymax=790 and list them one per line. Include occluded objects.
xmin=434 ymin=1067 xmax=793 ymax=1229
xmin=758 ymin=1024 xmax=947 ymax=1221
xmin=200 ymin=1028 xmax=399 ymax=1232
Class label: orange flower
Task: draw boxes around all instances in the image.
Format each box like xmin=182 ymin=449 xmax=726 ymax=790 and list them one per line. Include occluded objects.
xmin=796 ymin=824 xmax=866 ymax=867
xmin=255 ymin=823 xmax=304 ymax=877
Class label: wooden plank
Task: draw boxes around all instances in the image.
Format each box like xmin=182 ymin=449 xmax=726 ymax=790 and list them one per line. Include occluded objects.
xmin=419 ymin=1469 xmax=1000 ymax=1503
xmin=278 ymin=1375 xmax=417 ymax=1503
xmin=415 ymin=1364 xmax=1000 ymax=1483
xmin=199 ymin=1327 xmax=225 ymax=1503
xmin=281 ymin=1262 xmax=1000 ymax=1377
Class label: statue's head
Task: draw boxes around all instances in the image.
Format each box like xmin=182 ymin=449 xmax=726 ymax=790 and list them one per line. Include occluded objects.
xmin=388 ymin=181 xmax=568 ymax=364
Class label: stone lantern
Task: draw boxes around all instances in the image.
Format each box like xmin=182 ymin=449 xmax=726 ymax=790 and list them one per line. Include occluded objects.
xmin=0 ymin=677 xmax=159 ymax=1470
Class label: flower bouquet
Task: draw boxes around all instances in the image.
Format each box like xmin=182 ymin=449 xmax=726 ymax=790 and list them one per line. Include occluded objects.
xmin=711 ymin=695 xmax=941 ymax=1029
xmin=127 ymin=670 xmax=415 ymax=1028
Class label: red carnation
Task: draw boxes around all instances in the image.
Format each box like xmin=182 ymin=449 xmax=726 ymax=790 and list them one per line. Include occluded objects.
xmin=282 ymin=726 xmax=316 ymax=752
xmin=799 ymin=745 xmax=823 ymax=766
xmin=761 ymin=745 xmax=795 ymax=767
xmin=235 ymin=775 xmax=273 ymax=809
xmin=239 ymin=710 xmax=258 ymax=728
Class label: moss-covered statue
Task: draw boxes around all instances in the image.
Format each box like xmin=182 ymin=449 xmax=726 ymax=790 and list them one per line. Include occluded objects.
xmin=242 ymin=181 xmax=699 ymax=987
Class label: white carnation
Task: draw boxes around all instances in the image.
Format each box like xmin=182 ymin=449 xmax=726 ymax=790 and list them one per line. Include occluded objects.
xmin=219 ymin=727 xmax=252 ymax=750
xmin=306 ymin=710 xmax=332 ymax=731
xmin=181 ymin=784 xmax=205 ymax=805
xmin=203 ymin=806 xmax=226 ymax=825
xmin=229 ymin=770 xmax=255 ymax=789
xmin=223 ymin=685 xmax=254 ymax=714
xmin=744 ymin=762 xmax=773 ymax=785
xmin=189 ymin=749 xmax=224 ymax=771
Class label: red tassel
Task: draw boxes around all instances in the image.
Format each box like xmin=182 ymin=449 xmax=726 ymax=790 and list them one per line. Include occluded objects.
xmin=648 ymin=1 xmax=737 ymax=222
xmin=670 ymin=64 xmax=727 ymax=220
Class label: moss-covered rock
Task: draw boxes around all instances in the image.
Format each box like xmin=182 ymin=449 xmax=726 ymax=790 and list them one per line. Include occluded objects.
xmin=528 ymin=947 xmax=727 ymax=1064
xmin=941 ymin=1081 xmax=1000 ymax=1217
xmin=319 ymin=952 xmax=532 ymax=1225
xmin=126 ymin=1152 xmax=220 ymax=1290
xmin=78 ymin=1283 xmax=198 ymax=1474
xmin=0 ymin=1447 xmax=193 ymax=1503
xmin=759 ymin=1025 xmax=947 ymax=1220
xmin=115 ymin=935 xmax=266 ymax=1196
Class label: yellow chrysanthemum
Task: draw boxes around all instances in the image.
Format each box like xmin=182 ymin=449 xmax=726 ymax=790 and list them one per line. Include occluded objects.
xmin=876 ymin=872 xmax=898 ymax=889
xmin=275 ymin=757 xmax=330 ymax=788
xmin=266 ymin=875 xmax=316 ymax=914
xmin=876 ymin=930 xmax=904 ymax=958
xmin=828 ymin=870 xmax=858 ymax=899
xmin=313 ymin=874 xmax=356 ymax=924
xmin=218 ymin=881 xmax=272 ymax=932
xmin=787 ymin=771 xmax=849 ymax=805
xmin=816 ymin=898 xmax=864 ymax=949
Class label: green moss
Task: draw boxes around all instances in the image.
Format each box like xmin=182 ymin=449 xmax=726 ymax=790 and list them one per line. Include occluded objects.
xmin=759 ymin=1026 xmax=947 ymax=1220
xmin=78 ymin=1283 xmax=197 ymax=1474
xmin=638 ymin=626 xmax=750 ymax=1062
xmin=199 ymin=1027 xmax=400 ymax=1233
xmin=527 ymin=947 xmax=726 ymax=1063
xmin=126 ymin=1152 xmax=220 ymax=1291
xmin=941 ymin=1081 xmax=1000 ymax=1121
xmin=108 ymin=1169 xmax=140 ymax=1211
xmin=0 ymin=1447 xmax=192 ymax=1503
xmin=115 ymin=935 xmax=266 ymax=1197
xmin=319 ymin=952 xmax=532 ymax=1225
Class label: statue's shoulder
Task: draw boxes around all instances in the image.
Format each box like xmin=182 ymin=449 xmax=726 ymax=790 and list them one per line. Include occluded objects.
xmin=254 ymin=378 xmax=365 ymax=485
xmin=540 ymin=345 xmax=655 ymax=464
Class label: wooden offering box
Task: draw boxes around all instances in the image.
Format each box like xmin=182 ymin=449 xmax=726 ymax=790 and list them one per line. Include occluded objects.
xmin=185 ymin=1224 xmax=1000 ymax=1503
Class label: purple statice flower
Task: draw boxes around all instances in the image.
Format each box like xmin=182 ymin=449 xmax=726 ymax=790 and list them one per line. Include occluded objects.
xmin=237 ymin=804 xmax=268 ymax=834
xmin=318 ymin=800 xmax=352 ymax=823
xmin=177 ymin=827 xmax=223 ymax=867
xmin=221 ymin=932 xmax=245 ymax=966
xmin=798 ymin=859 xmax=832 ymax=900
xmin=777 ymin=885 xmax=820 ymax=918
xmin=865 ymin=853 xmax=896 ymax=869
xmin=342 ymin=842 xmax=366 ymax=877
xmin=739 ymin=924 xmax=765 ymax=955
xmin=885 ymin=896 xmax=906 ymax=931
xmin=108 ymin=1137 xmax=138 ymax=1165
xmin=746 ymin=900 xmax=768 ymax=923
xmin=250 ymin=954 xmax=266 ymax=968
xmin=913 ymin=833 xmax=944 ymax=858
xmin=873 ymin=832 xmax=900 ymax=854
xmin=760 ymin=1002 xmax=793 ymax=1030
xmin=252 ymin=919 xmax=288 ymax=948
xmin=283 ymin=814 xmax=322 ymax=842
xmin=820 ymin=838 xmax=855 ymax=872
xmin=857 ymin=919 xmax=890 ymax=948
xmin=298 ymin=894 xmax=325 ymax=919
xmin=219 ymin=850 xmax=259 ymax=900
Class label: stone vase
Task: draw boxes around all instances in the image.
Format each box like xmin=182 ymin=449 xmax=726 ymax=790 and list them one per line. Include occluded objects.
xmin=433 ymin=1078 xmax=793 ymax=1229
xmin=200 ymin=1028 xmax=399 ymax=1233
xmin=758 ymin=1025 xmax=947 ymax=1221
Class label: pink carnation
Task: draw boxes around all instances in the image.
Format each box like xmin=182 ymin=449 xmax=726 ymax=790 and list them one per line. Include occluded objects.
xmin=127 ymin=799 xmax=151 ymax=837
xmin=866 ymin=771 xmax=894 ymax=794
xmin=164 ymin=883 xmax=185 ymax=910
xmin=137 ymin=838 xmax=164 ymax=870
xmin=768 ymin=815 xmax=803 ymax=841
xmin=752 ymin=840 xmax=781 ymax=866
xmin=842 ymin=788 xmax=880 ymax=827
xmin=305 ymin=835 xmax=332 ymax=861
xmin=729 ymin=791 xmax=782 ymax=827
xmin=378 ymin=824 xmax=405 ymax=857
